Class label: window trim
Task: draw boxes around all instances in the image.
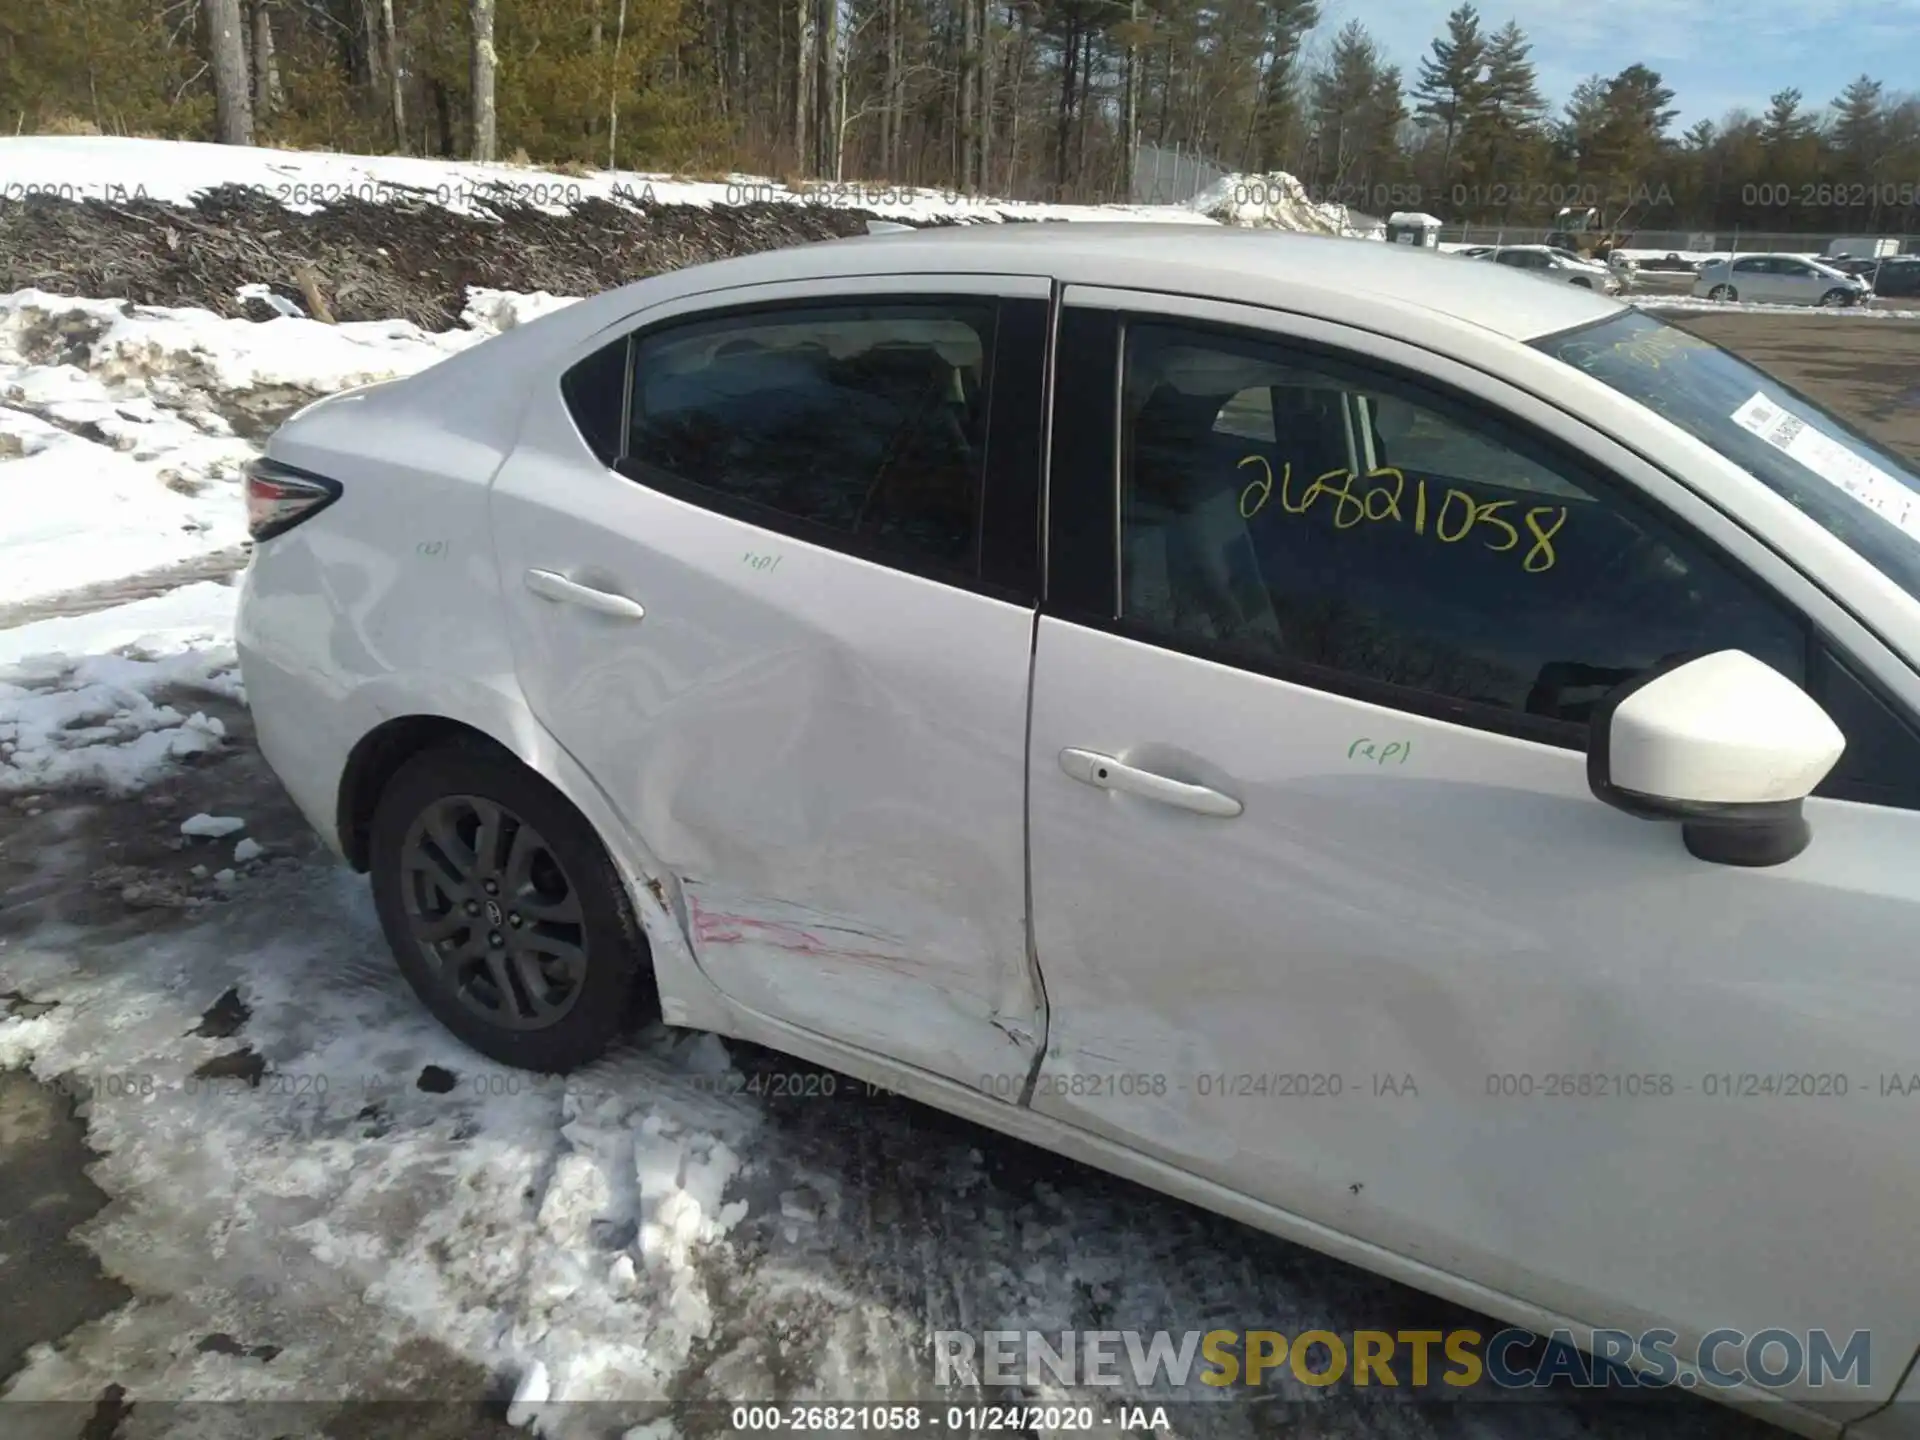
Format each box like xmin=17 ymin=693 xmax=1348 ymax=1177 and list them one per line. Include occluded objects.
xmin=560 ymin=284 xmax=1050 ymax=607
xmin=1046 ymin=305 xmax=1821 ymax=753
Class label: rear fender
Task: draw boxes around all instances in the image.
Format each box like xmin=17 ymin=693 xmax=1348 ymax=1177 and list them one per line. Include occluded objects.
xmin=342 ymin=673 xmax=736 ymax=1036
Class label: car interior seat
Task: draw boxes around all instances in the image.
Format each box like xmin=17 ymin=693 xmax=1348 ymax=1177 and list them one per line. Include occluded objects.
xmin=1125 ymin=382 xmax=1284 ymax=649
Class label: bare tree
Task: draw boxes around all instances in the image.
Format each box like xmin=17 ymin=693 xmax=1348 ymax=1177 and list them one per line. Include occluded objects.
xmin=470 ymin=0 xmax=497 ymax=161
xmin=976 ymin=0 xmax=995 ymax=193
xmin=606 ymin=0 xmax=628 ymax=167
xmin=959 ymin=0 xmax=977 ymax=189
xmin=793 ymin=0 xmax=814 ymax=174
xmin=206 ymin=0 xmax=255 ymax=144
xmin=382 ymin=0 xmax=407 ymax=151
xmin=250 ymin=0 xmax=284 ymax=121
xmin=817 ymin=0 xmax=838 ymax=176
xmin=1121 ymin=0 xmax=1140 ymax=195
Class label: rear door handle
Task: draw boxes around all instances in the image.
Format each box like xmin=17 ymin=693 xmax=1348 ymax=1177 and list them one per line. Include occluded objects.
xmin=1059 ymin=748 xmax=1243 ymax=818
xmin=524 ymin=568 xmax=647 ymax=621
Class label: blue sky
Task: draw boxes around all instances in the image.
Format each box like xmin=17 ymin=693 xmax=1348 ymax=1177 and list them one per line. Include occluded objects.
xmin=1320 ymin=0 xmax=1920 ymax=128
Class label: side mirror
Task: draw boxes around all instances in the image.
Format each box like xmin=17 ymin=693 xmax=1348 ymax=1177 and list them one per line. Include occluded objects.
xmin=1588 ymin=651 xmax=1846 ymax=868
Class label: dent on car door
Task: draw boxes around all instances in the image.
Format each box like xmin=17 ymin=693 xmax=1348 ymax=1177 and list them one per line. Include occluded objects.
xmin=487 ymin=277 xmax=1053 ymax=1090
xmin=1025 ymin=289 xmax=1920 ymax=1413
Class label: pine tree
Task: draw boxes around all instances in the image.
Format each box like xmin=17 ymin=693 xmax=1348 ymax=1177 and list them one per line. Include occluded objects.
xmin=1411 ymin=3 xmax=1484 ymax=187
xmin=1250 ymin=0 xmax=1319 ymax=172
xmin=1461 ymin=20 xmax=1544 ymax=212
xmin=1761 ymin=88 xmax=1813 ymax=147
xmin=1829 ymin=74 xmax=1885 ymax=170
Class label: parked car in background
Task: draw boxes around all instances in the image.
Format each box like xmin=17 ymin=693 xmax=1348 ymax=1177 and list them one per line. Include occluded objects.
xmin=1867 ymin=256 xmax=1920 ymax=298
xmin=1693 ymin=253 xmax=1872 ymax=306
xmin=1479 ymin=244 xmax=1623 ymax=294
xmin=1638 ymin=252 xmax=1701 ymax=273
xmin=1827 ymin=254 xmax=1920 ymax=298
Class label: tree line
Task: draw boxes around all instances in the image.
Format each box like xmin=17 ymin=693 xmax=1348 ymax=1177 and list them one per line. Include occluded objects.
xmin=4 ymin=0 xmax=1917 ymax=235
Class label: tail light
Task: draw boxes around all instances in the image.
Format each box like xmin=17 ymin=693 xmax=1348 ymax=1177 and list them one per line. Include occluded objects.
xmin=245 ymin=457 xmax=342 ymax=542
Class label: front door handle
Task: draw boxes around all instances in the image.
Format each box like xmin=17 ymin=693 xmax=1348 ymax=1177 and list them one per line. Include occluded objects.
xmin=525 ymin=568 xmax=646 ymax=620
xmin=1059 ymin=748 xmax=1243 ymax=818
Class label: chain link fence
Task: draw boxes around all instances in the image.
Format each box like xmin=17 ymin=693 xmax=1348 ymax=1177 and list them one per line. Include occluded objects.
xmin=1130 ymin=141 xmax=1232 ymax=207
xmin=1441 ymin=224 xmax=1918 ymax=255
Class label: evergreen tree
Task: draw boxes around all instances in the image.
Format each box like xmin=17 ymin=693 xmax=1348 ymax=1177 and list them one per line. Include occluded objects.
xmin=1411 ymin=3 xmax=1484 ymax=186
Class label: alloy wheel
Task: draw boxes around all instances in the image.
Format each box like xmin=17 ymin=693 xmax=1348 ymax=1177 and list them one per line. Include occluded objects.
xmin=398 ymin=794 xmax=588 ymax=1030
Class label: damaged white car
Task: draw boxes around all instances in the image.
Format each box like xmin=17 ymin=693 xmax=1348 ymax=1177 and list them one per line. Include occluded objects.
xmin=238 ymin=226 xmax=1920 ymax=1439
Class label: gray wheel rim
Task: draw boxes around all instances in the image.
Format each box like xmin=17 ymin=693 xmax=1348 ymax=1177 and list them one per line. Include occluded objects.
xmin=399 ymin=794 xmax=588 ymax=1031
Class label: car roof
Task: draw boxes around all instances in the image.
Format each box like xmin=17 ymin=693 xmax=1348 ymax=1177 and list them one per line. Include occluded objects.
xmin=612 ymin=224 xmax=1624 ymax=344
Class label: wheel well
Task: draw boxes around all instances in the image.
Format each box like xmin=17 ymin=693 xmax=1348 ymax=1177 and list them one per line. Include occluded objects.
xmin=336 ymin=716 xmax=511 ymax=872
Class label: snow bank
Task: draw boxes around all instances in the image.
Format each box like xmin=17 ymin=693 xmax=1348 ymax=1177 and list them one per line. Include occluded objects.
xmin=0 ymin=134 xmax=1222 ymax=228
xmin=0 ymin=577 xmax=238 ymax=667
xmin=0 ymin=582 xmax=242 ymax=795
xmin=0 ymin=290 xmax=498 ymax=607
xmin=1189 ymin=172 xmax=1358 ymax=236
xmin=460 ymin=287 xmax=584 ymax=332
xmin=1641 ymin=295 xmax=1920 ymax=320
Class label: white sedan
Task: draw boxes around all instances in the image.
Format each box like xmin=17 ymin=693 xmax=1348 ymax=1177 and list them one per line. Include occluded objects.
xmin=1694 ymin=253 xmax=1873 ymax=306
xmin=1479 ymin=242 xmax=1623 ymax=294
xmin=237 ymin=226 xmax=1920 ymax=1437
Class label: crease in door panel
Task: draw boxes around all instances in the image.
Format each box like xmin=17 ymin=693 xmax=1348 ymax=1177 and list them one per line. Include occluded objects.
xmin=1017 ymin=283 xmax=1064 ymax=1109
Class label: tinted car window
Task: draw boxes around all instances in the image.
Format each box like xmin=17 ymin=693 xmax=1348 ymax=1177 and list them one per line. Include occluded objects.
xmin=560 ymin=339 xmax=628 ymax=466
xmin=622 ymin=301 xmax=995 ymax=574
xmin=1118 ymin=320 xmax=1806 ymax=729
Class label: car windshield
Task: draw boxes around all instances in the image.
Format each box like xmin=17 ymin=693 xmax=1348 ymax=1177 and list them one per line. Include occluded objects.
xmin=1533 ymin=308 xmax=1920 ymax=603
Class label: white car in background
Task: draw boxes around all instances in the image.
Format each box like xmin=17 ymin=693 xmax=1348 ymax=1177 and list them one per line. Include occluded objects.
xmin=238 ymin=227 xmax=1920 ymax=1439
xmin=1479 ymin=243 xmax=1623 ymax=293
xmin=1695 ymin=253 xmax=1873 ymax=307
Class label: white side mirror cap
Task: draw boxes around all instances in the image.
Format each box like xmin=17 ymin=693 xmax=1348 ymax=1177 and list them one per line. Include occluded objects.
xmin=1588 ymin=651 xmax=1846 ymax=867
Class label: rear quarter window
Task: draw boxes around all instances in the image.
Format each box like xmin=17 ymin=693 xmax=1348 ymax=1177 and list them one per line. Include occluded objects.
xmin=560 ymin=339 xmax=629 ymax=466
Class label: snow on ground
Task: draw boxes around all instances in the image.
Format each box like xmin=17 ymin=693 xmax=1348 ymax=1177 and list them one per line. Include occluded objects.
xmin=0 ymin=580 xmax=241 ymax=797
xmin=0 ymin=134 xmax=1224 ymax=227
xmin=1642 ymin=294 xmax=1920 ymax=319
xmin=0 ymin=575 xmax=237 ymax=668
xmin=1187 ymin=172 xmax=1361 ymax=236
xmin=0 ymin=289 xmax=496 ymax=608
xmin=460 ymin=286 xmax=586 ymax=332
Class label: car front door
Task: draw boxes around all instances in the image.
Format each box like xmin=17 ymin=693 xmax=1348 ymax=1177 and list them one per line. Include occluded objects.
xmin=1023 ymin=286 xmax=1920 ymax=1415
xmin=1776 ymin=259 xmax=1824 ymax=303
xmin=488 ymin=274 xmax=1052 ymax=1089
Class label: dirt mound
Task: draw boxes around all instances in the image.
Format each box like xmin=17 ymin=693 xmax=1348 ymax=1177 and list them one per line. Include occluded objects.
xmin=0 ymin=186 xmax=958 ymax=331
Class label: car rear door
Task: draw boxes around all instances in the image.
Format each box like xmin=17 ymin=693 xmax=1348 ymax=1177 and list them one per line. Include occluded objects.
xmin=1023 ymin=285 xmax=1920 ymax=1416
xmin=1730 ymin=256 xmax=1772 ymax=299
xmin=487 ymin=273 xmax=1053 ymax=1090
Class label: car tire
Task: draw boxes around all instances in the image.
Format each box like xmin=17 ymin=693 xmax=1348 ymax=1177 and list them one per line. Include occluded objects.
xmin=1818 ymin=288 xmax=1851 ymax=308
xmin=1571 ymin=277 xmax=1593 ymax=289
xmin=1709 ymin=284 xmax=1737 ymax=302
xmin=368 ymin=739 xmax=660 ymax=1073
